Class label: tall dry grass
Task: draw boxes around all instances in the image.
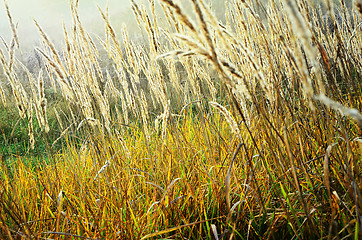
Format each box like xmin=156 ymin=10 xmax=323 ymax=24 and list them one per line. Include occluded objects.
xmin=0 ymin=0 xmax=361 ymax=239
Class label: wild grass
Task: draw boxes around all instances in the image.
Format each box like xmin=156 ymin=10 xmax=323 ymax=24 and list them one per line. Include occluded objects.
xmin=0 ymin=0 xmax=361 ymax=239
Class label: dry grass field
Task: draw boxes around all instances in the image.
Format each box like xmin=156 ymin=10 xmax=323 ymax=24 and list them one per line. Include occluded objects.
xmin=0 ymin=0 xmax=361 ymax=239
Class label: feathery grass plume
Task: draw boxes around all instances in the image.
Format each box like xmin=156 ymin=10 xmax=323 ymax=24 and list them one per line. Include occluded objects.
xmin=67 ymin=104 xmax=77 ymax=125
xmin=105 ymin=71 xmax=120 ymax=99
xmin=191 ymin=0 xmax=217 ymax=61
xmin=116 ymin=69 xmax=132 ymax=110
xmin=0 ymin=49 xmax=29 ymax=118
xmin=284 ymin=1 xmax=319 ymax=101
xmin=130 ymin=0 xmax=143 ymax=31
xmin=173 ymin=34 xmax=210 ymax=58
xmin=8 ymin=38 xmax=16 ymax=72
xmin=289 ymin=1 xmax=326 ymax=94
xmin=209 ymin=101 xmax=241 ymax=140
xmin=77 ymin=92 xmax=95 ymax=127
xmin=159 ymin=0 xmax=194 ymax=31
xmin=33 ymin=20 xmax=65 ymax=72
xmin=98 ymin=5 xmax=126 ymax=64
xmin=13 ymin=86 xmax=28 ymax=119
xmin=136 ymin=3 xmax=159 ymax=55
xmin=71 ymin=8 xmax=104 ymax=84
xmin=141 ymin=59 xmax=166 ymax=107
xmin=122 ymin=24 xmax=139 ymax=75
xmin=62 ymin=22 xmax=73 ymax=70
xmin=159 ymin=0 xmax=202 ymax=43
xmin=159 ymin=2 xmax=181 ymax=32
xmin=140 ymin=90 xmax=149 ymax=120
xmin=3 ymin=0 xmax=20 ymax=53
xmin=314 ymin=94 xmax=362 ymax=129
xmin=150 ymin=0 xmax=160 ymax=36
xmin=185 ymin=58 xmax=202 ymax=101
xmin=35 ymin=48 xmax=74 ymax=101
xmin=37 ymin=71 xmax=50 ymax=133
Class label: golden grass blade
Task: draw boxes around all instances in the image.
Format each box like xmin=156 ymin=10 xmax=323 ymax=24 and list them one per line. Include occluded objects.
xmin=141 ymin=216 xmax=224 ymax=239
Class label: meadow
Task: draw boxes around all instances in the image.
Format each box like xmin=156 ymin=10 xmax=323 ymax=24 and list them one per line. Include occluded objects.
xmin=0 ymin=0 xmax=361 ymax=239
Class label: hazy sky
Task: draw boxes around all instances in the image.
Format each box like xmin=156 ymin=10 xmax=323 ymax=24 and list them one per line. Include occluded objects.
xmin=0 ymin=0 xmax=132 ymax=50
xmin=0 ymin=0 xmax=227 ymax=52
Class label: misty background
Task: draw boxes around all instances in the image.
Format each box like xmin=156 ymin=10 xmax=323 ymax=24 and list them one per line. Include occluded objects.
xmin=0 ymin=0 xmax=227 ymax=52
xmin=0 ymin=0 xmax=134 ymax=51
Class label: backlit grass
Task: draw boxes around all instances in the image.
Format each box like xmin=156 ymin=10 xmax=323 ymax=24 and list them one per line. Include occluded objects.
xmin=0 ymin=0 xmax=361 ymax=239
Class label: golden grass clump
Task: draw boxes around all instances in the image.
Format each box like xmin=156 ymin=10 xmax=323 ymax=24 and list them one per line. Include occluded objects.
xmin=0 ymin=0 xmax=361 ymax=239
